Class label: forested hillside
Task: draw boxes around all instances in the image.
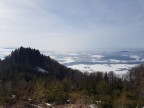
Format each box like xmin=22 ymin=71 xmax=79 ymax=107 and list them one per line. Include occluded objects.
xmin=0 ymin=47 xmax=144 ymax=108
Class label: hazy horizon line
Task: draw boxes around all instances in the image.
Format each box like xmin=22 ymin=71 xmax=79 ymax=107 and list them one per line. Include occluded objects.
xmin=1 ymin=46 xmax=144 ymax=52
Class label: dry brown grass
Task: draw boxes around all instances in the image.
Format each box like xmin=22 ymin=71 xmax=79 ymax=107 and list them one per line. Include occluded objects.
xmin=0 ymin=105 xmax=4 ymax=108
xmin=52 ymin=104 xmax=88 ymax=108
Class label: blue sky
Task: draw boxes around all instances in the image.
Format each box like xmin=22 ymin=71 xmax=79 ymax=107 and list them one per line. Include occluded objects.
xmin=0 ymin=0 xmax=144 ymax=51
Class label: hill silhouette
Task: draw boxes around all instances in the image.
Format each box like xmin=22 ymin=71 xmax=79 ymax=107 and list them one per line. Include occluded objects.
xmin=0 ymin=46 xmax=79 ymax=80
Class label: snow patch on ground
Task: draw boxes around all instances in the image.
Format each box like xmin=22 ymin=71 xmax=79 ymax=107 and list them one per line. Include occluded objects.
xmin=37 ymin=67 xmax=48 ymax=73
xmin=45 ymin=103 xmax=52 ymax=107
xmin=31 ymin=104 xmax=43 ymax=108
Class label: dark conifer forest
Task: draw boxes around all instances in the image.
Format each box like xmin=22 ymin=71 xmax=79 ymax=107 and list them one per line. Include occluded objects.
xmin=0 ymin=47 xmax=144 ymax=108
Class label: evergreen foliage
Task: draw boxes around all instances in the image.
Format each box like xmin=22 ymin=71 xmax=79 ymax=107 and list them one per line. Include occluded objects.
xmin=0 ymin=47 xmax=144 ymax=107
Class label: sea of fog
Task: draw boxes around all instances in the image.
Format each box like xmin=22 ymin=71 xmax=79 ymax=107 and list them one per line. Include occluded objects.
xmin=1 ymin=48 xmax=144 ymax=74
